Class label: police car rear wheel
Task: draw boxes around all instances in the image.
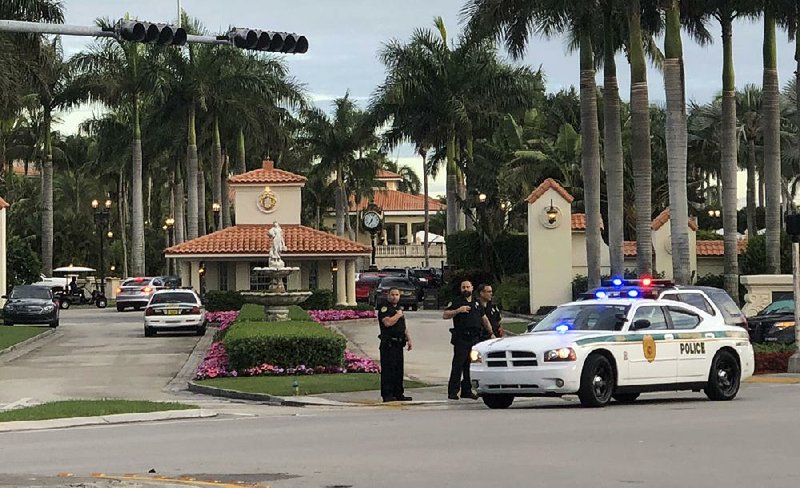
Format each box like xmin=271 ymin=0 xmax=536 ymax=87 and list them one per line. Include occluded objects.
xmin=482 ymin=394 xmax=514 ymax=409
xmin=612 ymin=392 xmax=639 ymax=404
xmin=578 ymin=354 xmax=615 ymax=407
xmin=704 ymin=350 xmax=740 ymax=401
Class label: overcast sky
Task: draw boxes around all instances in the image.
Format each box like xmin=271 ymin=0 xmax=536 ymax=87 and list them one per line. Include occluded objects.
xmin=55 ymin=0 xmax=797 ymax=201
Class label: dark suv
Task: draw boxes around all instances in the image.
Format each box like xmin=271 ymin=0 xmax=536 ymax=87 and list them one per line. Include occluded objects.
xmin=746 ymin=298 xmax=795 ymax=344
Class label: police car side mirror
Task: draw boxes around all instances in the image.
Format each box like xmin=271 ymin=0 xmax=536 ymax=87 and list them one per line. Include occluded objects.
xmin=631 ymin=319 xmax=651 ymax=331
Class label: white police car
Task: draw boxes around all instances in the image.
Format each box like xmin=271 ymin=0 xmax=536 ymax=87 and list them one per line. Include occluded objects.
xmin=470 ymin=297 xmax=754 ymax=408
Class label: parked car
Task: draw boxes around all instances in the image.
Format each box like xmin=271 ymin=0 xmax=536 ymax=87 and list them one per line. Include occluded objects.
xmin=410 ymin=267 xmax=442 ymax=288
xmin=116 ymin=276 xmax=168 ymax=311
xmin=356 ymin=272 xmax=389 ymax=303
xmin=381 ymin=267 xmax=426 ymax=300
xmin=746 ymin=298 xmax=795 ymax=344
xmin=586 ymin=280 xmax=747 ymax=329
xmin=143 ymin=288 xmax=206 ymax=337
xmin=2 ymin=285 xmax=59 ymax=328
xmin=371 ymin=277 xmax=419 ymax=310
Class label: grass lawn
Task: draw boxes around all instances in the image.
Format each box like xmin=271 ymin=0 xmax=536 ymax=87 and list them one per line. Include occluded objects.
xmin=502 ymin=322 xmax=531 ymax=335
xmin=198 ymin=374 xmax=429 ymax=396
xmin=0 ymin=326 xmax=51 ymax=351
xmin=0 ymin=399 xmax=196 ymax=423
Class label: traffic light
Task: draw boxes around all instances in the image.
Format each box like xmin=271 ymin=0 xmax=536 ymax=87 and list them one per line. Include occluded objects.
xmin=116 ymin=20 xmax=187 ymax=46
xmin=227 ymin=28 xmax=308 ymax=54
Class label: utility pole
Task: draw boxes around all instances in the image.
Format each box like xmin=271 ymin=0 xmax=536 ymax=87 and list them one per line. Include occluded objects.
xmin=177 ymin=0 xmax=182 ymax=27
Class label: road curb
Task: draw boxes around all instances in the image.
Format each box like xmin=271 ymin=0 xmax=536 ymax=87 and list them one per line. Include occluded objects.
xmin=164 ymin=324 xmax=217 ymax=393
xmin=746 ymin=375 xmax=800 ymax=384
xmin=0 ymin=328 xmax=58 ymax=361
xmin=187 ymin=381 xmax=358 ymax=407
xmin=0 ymin=408 xmax=217 ymax=433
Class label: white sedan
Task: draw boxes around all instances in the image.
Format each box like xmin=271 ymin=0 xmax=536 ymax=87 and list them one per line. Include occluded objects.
xmin=143 ymin=289 xmax=206 ymax=337
xmin=470 ymin=298 xmax=754 ymax=408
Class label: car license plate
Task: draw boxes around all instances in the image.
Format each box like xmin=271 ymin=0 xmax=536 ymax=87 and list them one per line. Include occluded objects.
xmin=166 ymin=309 xmax=179 ymax=315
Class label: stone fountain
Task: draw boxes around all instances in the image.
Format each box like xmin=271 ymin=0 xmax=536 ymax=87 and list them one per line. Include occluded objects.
xmin=240 ymin=222 xmax=311 ymax=321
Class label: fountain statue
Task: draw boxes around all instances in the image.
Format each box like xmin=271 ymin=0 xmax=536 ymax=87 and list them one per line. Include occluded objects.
xmin=240 ymin=222 xmax=312 ymax=321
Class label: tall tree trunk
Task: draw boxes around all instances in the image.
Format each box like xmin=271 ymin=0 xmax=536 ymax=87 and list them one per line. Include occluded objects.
xmin=131 ymin=100 xmax=145 ymax=276
xmin=335 ymin=165 xmax=346 ymax=237
xmin=41 ymin=111 xmax=53 ymax=276
xmin=603 ymin=5 xmax=624 ymax=278
xmin=763 ymin=11 xmax=781 ymax=274
xmin=422 ymin=149 xmax=430 ymax=268
xmin=119 ymin=172 xmax=129 ymax=279
xmin=720 ymin=16 xmax=739 ymax=302
xmin=185 ymin=104 xmax=199 ymax=241
xmin=580 ymin=31 xmax=602 ymax=289
xmin=198 ymin=167 xmax=207 ymax=236
xmin=175 ymin=171 xmax=186 ymax=245
xmin=446 ymin=130 xmax=458 ymax=235
xmin=747 ymin=140 xmax=757 ymax=238
xmin=759 ymin=169 xmax=765 ymax=209
xmin=664 ymin=0 xmax=691 ymax=285
xmin=236 ymin=128 xmax=246 ymax=174
xmin=212 ymin=118 xmax=223 ymax=229
xmin=222 ymin=154 xmax=231 ymax=227
xmin=629 ymin=0 xmax=653 ymax=276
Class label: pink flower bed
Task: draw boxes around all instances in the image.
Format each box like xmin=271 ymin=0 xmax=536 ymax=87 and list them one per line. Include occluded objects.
xmin=206 ymin=311 xmax=239 ymax=332
xmin=194 ymin=343 xmax=380 ymax=380
xmin=308 ymin=309 xmax=377 ymax=323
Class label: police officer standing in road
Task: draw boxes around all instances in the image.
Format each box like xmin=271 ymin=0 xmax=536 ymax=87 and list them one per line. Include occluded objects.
xmin=443 ymin=280 xmax=494 ymax=400
xmin=477 ymin=283 xmax=504 ymax=340
xmin=378 ymin=288 xmax=413 ymax=402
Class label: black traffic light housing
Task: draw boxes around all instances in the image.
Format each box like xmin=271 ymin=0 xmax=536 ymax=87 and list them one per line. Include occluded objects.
xmin=116 ymin=20 xmax=187 ymax=46
xmin=227 ymin=28 xmax=308 ymax=54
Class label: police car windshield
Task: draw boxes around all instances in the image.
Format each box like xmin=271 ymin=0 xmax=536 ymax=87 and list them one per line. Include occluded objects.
xmin=531 ymin=304 xmax=630 ymax=332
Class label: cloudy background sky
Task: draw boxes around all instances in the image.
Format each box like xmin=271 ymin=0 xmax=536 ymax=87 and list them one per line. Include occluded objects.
xmin=55 ymin=0 xmax=797 ymax=201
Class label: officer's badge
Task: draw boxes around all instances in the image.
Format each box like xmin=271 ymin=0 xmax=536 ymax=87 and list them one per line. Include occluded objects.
xmin=380 ymin=306 xmax=387 ymax=313
xmin=446 ymin=302 xmax=452 ymax=308
xmin=643 ymin=335 xmax=657 ymax=363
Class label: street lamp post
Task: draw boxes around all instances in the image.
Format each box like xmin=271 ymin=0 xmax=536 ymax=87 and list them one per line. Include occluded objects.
xmin=212 ymin=202 xmax=221 ymax=231
xmin=165 ymin=217 xmax=175 ymax=276
xmin=92 ymin=199 xmax=112 ymax=297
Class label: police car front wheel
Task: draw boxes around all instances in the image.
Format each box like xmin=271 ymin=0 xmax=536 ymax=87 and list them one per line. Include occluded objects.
xmin=704 ymin=350 xmax=741 ymax=401
xmin=482 ymin=394 xmax=514 ymax=409
xmin=578 ymin=354 xmax=615 ymax=407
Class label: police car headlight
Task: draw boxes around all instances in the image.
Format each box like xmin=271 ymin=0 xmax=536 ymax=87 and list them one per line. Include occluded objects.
xmin=470 ymin=350 xmax=482 ymax=363
xmin=772 ymin=321 xmax=795 ymax=330
xmin=544 ymin=347 xmax=577 ymax=362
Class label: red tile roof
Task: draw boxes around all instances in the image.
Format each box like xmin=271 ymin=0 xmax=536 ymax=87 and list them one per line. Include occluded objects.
xmin=651 ymin=208 xmax=699 ymax=231
xmin=620 ymin=239 xmax=747 ymax=257
xmin=0 ymin=197 xmax=8 ymax=209
xmin=228 ymin=160 xmax=307 ymax=185
xmin=571 ymin=213 xmax=604 ymax=231
xmin=165 ymin=224 xmax=370 ymax=255
xmin=526 ymin=178 xmax=575 ymax=204
xmin=376 ymin=169 xmax=402 ymax=180
xmin=350 ymin=190 xmax=445 ymax=212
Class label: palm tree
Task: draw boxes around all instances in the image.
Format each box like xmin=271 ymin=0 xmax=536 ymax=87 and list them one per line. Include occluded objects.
xmin=298 ymin=94 xmax=378 ymax=238
xmin=463 ymin=0 xmax=604 ymax=288
xmin=380 ymin=159 xmax=422 ymax=194
xmin=70 ymin=19 xmax=162 ymax=276
xmin=737 ymin=85 xmax=764 ymax=238
xmin=762 ymin=2 xmax=783 ymax=274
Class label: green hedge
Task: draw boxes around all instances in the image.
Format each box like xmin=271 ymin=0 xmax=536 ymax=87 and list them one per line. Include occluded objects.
xmin=445 ymin=231 xmax=529 ymax=276
xmin=299 ymin=289 xmax=335 ymax=310
xmin=237 ymin=303 xmax=266 ymax=322
xmin=203 ymin=290 xmax=244 ymax=312
xmin=223 ymin=320 xmax=346 ymax=370
xmin=739 ymin=233 xmax=791 ymax=275
xmin=445 ymin=231 xmax=483 ymax=269
xmin=288 ymin=306 xmax=313 ymax=321
xmin=494 ymin=273 xmax=530 ymax=314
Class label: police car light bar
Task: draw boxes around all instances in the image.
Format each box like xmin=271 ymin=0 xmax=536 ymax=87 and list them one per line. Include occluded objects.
xmin=601 ymin=278 xmax=674 ymax=288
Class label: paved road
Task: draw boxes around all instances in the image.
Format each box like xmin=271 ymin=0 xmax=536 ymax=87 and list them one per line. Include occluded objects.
xmin=0 ymin=382 xmax=798 ymax=488
xmin=0 ymin=307 xmax=202 ymax=404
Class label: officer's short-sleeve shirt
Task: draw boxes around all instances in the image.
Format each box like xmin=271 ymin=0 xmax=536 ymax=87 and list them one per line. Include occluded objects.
xmin=446 ymin=296 xmax=484 ymax=331
xmin=377 ymin=303 xmax=406 ymax=339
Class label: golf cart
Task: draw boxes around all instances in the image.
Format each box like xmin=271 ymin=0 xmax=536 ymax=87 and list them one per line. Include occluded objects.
xmin=42 ymin=266 xmax=108 ymax=309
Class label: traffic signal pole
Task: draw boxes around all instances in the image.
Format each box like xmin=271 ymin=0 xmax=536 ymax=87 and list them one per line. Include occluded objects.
xmin=0 ymin=19 xmax=232 ymax=46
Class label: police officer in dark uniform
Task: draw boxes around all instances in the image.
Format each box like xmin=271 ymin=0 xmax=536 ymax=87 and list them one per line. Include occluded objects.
xmin=378 ymin=288 xmax=413 ymax=402
xmin=477 ymin=283 xmax=504 ymax=340
xmin=443 ymin=280 xmax=495 ymax=400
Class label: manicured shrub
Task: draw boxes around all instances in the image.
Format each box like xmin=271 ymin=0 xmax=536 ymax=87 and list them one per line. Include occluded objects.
xmin=494 ymin=283 xmax=530 ymax=314
xmin=300 ymin=289 xmax=335 ymax=310
xmin=223 ymin=320 xmax=346 ymax=371
xmin=236 ymin=303 xmax=266 ymax=322
xmin=203 ymin=290 xmax=244 ymax=312
xmin=288 ymin=305 xmax=313 ymax=321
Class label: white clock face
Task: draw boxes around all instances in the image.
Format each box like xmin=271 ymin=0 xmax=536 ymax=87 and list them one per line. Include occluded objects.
xmin=364 ymin=212 xmax=381 ymax=229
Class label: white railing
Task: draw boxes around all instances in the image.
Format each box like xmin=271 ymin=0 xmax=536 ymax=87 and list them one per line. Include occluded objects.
xmin=376 ymin=244 xmax=447 ymax=258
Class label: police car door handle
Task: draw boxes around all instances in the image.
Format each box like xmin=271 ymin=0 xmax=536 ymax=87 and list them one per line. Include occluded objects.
xmin=664 ymin=334 xmax=674 ymax=340
xmin=705 ymin=333 xmax=714 ymax=338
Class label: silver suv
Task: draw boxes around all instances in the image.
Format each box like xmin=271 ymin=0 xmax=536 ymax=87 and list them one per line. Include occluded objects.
xmin=116 ymin=277 xmax=167 ymax=311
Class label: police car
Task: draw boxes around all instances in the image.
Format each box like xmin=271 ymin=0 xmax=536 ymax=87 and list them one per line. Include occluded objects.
xmin=470 ymin=290 xmax=754 ymax=409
